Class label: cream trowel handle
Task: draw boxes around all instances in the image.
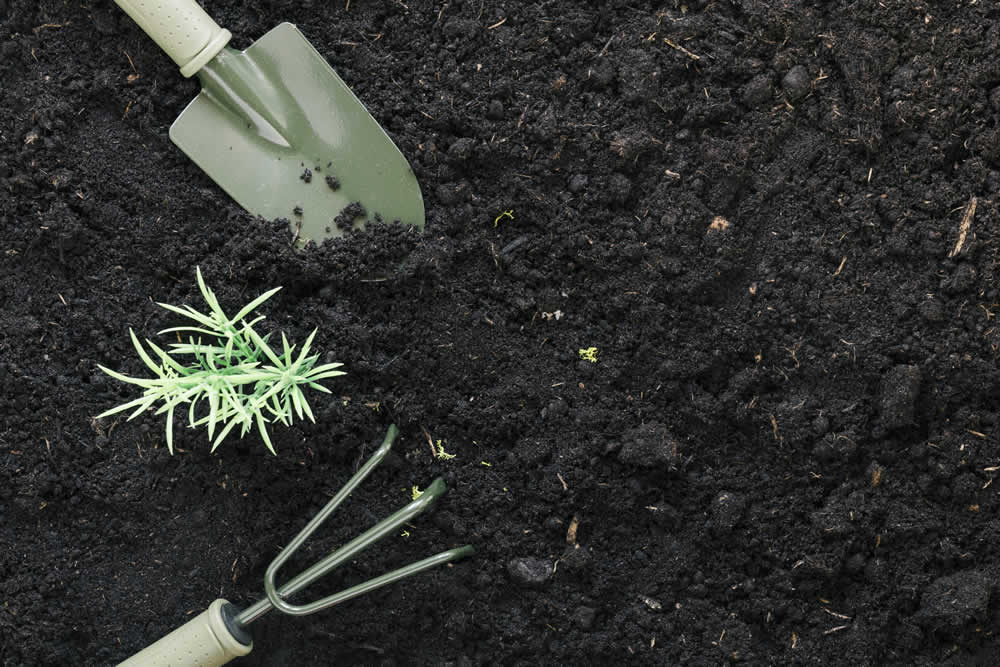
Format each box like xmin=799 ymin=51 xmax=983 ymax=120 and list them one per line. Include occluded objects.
xmin=113 ymin=0 xmax=232 ymax=77
xmin=119 ymin=599 xmax=252 ymax=667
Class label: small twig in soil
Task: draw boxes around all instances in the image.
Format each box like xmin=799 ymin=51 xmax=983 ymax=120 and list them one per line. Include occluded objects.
xmin=121 ymin=49 xmax=140 ymax=83
xmin=948 ymin=196 xmax=976 ymax=258
xmin=823 ymin=608 xmax=851 ymax=620
xmin=597 ymin=34 xmax=615 ymax=57
xmin=557 ymin=473 xmax=568 ymax=492
xmin=420 ymin=426 xmax=437 ymax=458
xmin=33 ymin=21 xmax=71 ymax=34
xmin=832 ymin=255 xmax=846 ymax=277
xmin=121 ymin=50 xmax=135 ymax=72
xmin=663 ymin=37 xmax=700 ymax=60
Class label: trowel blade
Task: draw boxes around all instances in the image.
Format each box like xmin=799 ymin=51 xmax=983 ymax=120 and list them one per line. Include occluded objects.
xmin=169 ymin=22 xmax=424 ymax=243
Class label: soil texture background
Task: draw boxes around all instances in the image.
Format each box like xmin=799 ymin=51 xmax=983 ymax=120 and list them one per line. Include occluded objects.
xmin=3 ymin=1 xmax=1000 ymax=665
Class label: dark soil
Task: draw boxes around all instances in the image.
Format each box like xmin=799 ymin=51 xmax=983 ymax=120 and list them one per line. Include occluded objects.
xmin=3 ymin=1 xmax=1000 ymax=665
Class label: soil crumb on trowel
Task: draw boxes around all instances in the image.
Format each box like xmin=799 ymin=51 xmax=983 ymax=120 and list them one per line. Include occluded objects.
xmin=293 ymin=205 xmax=303 ymax=216
xmin=334 ymin=202 xmax=366 ymax=231
xmin=325 ymin=175 xmax=341 ymax=191
xmin=300 ymin=168 xmax=312 ymax=183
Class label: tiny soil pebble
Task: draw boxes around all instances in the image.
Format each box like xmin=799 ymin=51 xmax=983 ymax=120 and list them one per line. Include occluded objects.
xmin=293 ymin=206 xmax=303 ymax=216
xmin=300 ymin=168 xmax=312 ymax=183
xmin=326 ymin=175 xmax=341 ymax=191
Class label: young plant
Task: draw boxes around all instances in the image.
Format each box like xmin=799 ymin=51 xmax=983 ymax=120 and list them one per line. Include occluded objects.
xmin=96 ymin=268 xmax=345 ymax=455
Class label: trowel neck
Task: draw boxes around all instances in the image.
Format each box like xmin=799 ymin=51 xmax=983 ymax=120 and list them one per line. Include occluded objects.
xmin=197 ymin=47 xmax=294 ymax=148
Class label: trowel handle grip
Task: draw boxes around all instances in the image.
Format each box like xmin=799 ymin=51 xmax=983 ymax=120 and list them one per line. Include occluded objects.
xmin=119 ymin=599 xmax=252 ymax=667
xmin=113 ymin=0 xmax=232 ymax=77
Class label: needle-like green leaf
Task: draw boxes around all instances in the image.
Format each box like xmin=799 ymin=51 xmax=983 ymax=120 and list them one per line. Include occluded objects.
xmin=291 ymin=385 xmax=305 ymax=421
xmin=207 ymin=389 xmax=219 ymax=440
xmin=157 ymin=326 xmax=222 ymax=338
xmin=95 ymin=393 xmax=159 ymax=419
xmin=293 ymin=329 xmax=318 ymax=372
xmin=257 ymin=411 xmax=276 ymax=455
xmin=95 ymin=365 xmax=161 ymax=389
xmin=129 ymin=329 xmax=163 ymax=376
xmin=128 ymin=393 xmax=162 ymax=421
xmin=196 ymin=267 xmax=226 ymax=320
xmin=281 ymin=332 xmax=293 ymax=365
xmin=157 ymin=302 xmax=217 ymax=329
xmin=168 ymin=344 xmax=228 ymax=355
xmin=297 ymin=387 xmax=316 ymax=423
xmin=231 ymin=286 xmax=282 ymax=324
xmin=211 ymin=416 xmax=241 ymax=453
xmin=144 ymin=339 xmax=193 ymax=375
xmin=166 ymin=405 xmax=175 ymax=454
xmin=244 ymin=325 xmax=283 ymax=367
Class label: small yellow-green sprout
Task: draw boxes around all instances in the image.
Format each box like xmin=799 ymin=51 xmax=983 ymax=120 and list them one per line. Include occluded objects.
xmin=481 ymin=461 xmax=493 ymax=467
xmin=494 ymin=209 xmax=514 ymax=227
xmin=578 ymin=347 xmax=599 ymax=363
xmin=411 ymin=485 xmax=424 ymax=500
xmin=435 ymin=440 xmax=456 ymax=460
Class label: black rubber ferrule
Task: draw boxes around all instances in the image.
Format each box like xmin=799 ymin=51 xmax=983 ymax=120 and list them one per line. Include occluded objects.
xmin=221 ymin=603 xmax=253 ymax=647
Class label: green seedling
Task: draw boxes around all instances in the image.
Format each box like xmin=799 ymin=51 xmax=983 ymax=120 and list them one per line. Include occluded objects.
xmin=435 ymin=440 xmax=456 ymax=460
xmin=494 ymin=209 xmax=514 ymax=227
xmin=96 ymin=267 xmax=345 ymax=455
xmin=578 ymin=347 xmax=599 ymax=363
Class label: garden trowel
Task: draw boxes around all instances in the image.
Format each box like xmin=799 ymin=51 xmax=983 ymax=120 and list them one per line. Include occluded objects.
xmin=113 ymin=0 xmax=424 ymax=242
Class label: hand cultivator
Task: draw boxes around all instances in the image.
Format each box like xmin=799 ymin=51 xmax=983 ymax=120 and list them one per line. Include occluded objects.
xmin=121 ymin=426 xmax=473 ymax=666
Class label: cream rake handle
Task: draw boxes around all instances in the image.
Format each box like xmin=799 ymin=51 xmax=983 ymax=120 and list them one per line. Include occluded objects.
xmin=113 ymin=0 xmax=232 ymax=77
xmin=118 ymin=599 xmax=252 ymax=666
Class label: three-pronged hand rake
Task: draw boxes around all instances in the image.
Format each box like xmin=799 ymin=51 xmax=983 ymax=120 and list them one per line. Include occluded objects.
xmin=120 ymin=425 xmax=473 ymax=666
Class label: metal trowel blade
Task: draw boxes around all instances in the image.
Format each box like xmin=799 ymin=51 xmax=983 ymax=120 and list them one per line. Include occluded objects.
xmin=169 ymin=22 xmax=424 ymax=243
